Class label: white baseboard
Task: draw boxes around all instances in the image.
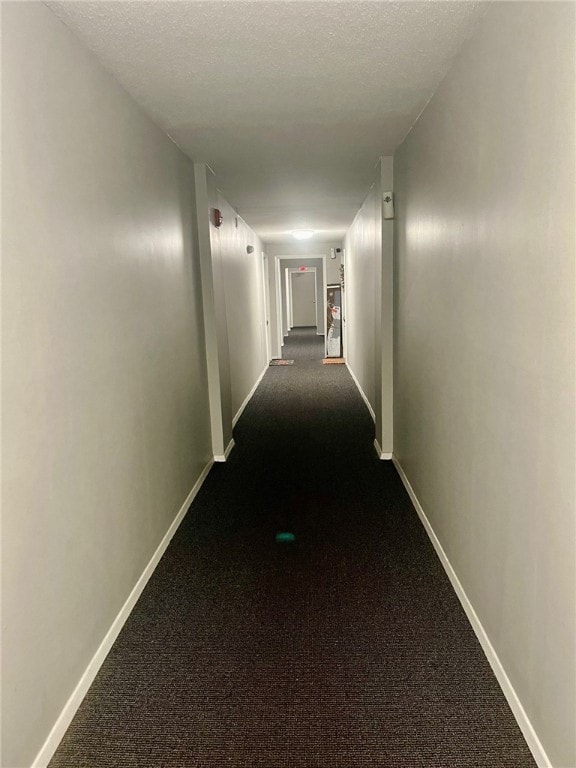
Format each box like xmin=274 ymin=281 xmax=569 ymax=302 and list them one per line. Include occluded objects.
xmin=345 ymin=362 xmax=376 ymax=422
xmin=373 ymin=438 xmax=392 ymax=460
xmin=32 ymin=459 xmax=214 ymax=768
xmin=232 ymin=364 xmax=268 ymax=428
xmin=214 ymin=438 xmax=235 ymax=462
xmin=391 ymin=456 xmax=552 ymax=768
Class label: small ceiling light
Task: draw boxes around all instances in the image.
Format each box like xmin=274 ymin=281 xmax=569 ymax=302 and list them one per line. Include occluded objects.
xmin=292 ymin=229 xmax=314 ymax=240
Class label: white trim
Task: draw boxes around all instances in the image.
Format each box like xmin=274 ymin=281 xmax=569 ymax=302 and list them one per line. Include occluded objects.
xmin=373 ymin=438 xmax=392 ymax=460
xmin=345 ymin=362 xmax=376 ymax=422
xmin=232 ymin=365 xmax=268 ymax=427
xmin=214 ymin=437 xmax=235 ymax=462
xmin=391 ymin=456 xmax=552 ymax=768
xmin=32 ymin=459 xmax=215 ymax=768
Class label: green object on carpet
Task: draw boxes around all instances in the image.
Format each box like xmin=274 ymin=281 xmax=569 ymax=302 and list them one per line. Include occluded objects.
xmin=275 ymin=532 xmax=295 ymax=543
xmin=269 ymin=359 xmax=294 ymax=366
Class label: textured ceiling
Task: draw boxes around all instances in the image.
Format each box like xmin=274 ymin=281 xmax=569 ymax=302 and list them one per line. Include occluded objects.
xmin=48 ymin=1 xmax=487 ymax=243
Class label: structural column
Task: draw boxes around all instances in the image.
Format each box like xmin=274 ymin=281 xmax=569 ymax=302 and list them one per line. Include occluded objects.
xmin=193 ymin=163 xmax=234 ymax=460
xmin=375 ymin=156 xmax=394 ymax=458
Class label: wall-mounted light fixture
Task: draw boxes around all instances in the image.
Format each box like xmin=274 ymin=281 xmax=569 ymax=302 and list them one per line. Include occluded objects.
xmin=292 ymin=229 xmax=314 ymax=240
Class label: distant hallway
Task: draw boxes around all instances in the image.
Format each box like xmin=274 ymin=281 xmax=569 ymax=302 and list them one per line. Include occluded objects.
xmin=50 ymin=329 xmax=536 ymax=767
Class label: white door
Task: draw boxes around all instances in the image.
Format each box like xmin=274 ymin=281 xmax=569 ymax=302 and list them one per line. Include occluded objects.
xmin=291 ymin=271 xmax=316 ymax=327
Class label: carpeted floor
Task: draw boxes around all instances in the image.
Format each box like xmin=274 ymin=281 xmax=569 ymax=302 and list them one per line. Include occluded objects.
xmin=49 ymin=328 xmax=536 ymax=767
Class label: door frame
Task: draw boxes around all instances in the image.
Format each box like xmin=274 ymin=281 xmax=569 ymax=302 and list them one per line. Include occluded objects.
xmin=261 ymin=252 xmax=272 ymax=360
xmin=341 ymin=247 xmax=346 ymax=360
xmin=288 ymin=268 xmax=318 ymax=329
xmin=275 ymin=256 xmax=283 ymax=355
xmin=274 ymin=254 xmax=327 ymax=341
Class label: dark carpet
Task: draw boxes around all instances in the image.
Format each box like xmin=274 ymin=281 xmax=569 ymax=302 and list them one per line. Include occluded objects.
xmin=49 ymin=328 xmax=536 ymax=768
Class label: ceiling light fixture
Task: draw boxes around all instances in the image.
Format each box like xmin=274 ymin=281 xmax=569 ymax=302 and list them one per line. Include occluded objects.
xmin=292 ymin=229 xmax=314 ymax=240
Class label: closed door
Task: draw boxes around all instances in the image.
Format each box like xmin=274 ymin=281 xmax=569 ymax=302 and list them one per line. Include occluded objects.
xmin=291 ymin=271 xmax=316 ymax=326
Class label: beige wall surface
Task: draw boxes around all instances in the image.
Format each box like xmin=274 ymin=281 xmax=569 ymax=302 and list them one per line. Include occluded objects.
xmin=394 ymin=3 xmax=575 ymax=765
xmin=343 ymin=180 xmax=382 ymax=415
xmin=1 ymin=4 xmax=212 ymax=766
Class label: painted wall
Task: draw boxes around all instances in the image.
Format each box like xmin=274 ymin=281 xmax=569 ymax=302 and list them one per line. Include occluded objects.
xmin=1 ymin=4 xmax=212 ymax=766
xmin=343 ymin=180 xmax=381 ymax=417
xmin=216 ymin=194 xmax=268 ymax=420
xmin=393 ymin=3 xmax=575 ymax=766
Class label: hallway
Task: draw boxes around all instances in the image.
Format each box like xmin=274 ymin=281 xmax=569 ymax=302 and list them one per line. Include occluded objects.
xmin=3 ymin=3 xmax=574 ymax=766
xmin=50 ymin=330 xmax=535 ymax=768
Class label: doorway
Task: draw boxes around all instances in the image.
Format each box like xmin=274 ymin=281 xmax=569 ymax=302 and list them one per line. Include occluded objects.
xmin=272 ymin=254 xmax=328 ymax=357
xmin=261 ymin=253 xmax=272 ymax=360
xmin=326 ymin=283 xmax=342 ymax=357
xmin=290 ymin=270 xmax=317 ymax=328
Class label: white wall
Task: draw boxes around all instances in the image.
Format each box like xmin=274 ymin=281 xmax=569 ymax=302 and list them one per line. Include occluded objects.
xmin=194 ymin=167 xmax=268 ymax=434
xmin=194 ymin=164 xmax=233 ymax=459
xmin=393 ymin=3 xmax=575 ymax=766
xmin=344 ymin=158 xmax=394 ymax=454
xmin=343 ymin=180 xmax=381 ymax=417
xmin=216 ymin=193 xmax=268 ymax=420
xmin=1 ymin=4 xmax=212 ymax=766
xmin=267 ymin=241 xmax=342 ymax=283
